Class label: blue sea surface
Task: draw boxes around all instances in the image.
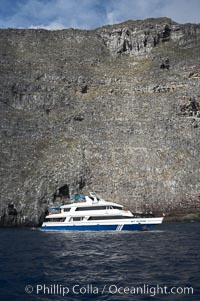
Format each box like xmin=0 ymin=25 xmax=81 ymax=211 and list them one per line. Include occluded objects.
xmin=0 ymin=222 xmax=199 ymax=301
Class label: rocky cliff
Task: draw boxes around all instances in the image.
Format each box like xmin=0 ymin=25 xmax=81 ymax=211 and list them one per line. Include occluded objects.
xmin=1 ymin=17 xmax=200 ymax=226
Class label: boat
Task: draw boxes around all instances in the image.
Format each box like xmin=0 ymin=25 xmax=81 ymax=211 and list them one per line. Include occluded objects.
xmin=41 ymin=192 xmax=164 ymax=231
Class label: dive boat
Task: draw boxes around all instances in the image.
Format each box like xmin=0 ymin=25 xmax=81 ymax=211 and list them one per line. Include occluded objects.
xmin=41 ymin=192 xmax=164 ymax=231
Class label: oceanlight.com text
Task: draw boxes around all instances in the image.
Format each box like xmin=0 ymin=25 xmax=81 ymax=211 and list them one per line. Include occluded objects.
xmin=25 ymin=283 xmax=194 ymax=297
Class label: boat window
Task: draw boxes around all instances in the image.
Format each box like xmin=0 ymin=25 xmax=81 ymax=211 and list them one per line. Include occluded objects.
xmin=107 ymin=206 xmax=122 ymax=210
xmin=44 ymin=218 xmax=65 ymax=222
xmin=75 ymin=206 xmax=107 ymax=211
xmin=112 ymin=206 xmax=122 ymax=210
xmin=72 ymin=217 xmax=84 ymax=221
xmin=63 ymin=208 xmax=71 ymax=212
xmin=88 ymin=216 xmax=131 ymax=220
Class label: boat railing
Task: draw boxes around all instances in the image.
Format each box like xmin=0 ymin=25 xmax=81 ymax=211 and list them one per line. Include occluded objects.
xmin=48 ymin=207 xmax=61 ymax=215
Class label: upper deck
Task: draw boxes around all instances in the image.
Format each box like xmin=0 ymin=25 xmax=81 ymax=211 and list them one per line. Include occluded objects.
xmin=60 ymin=193 xmax=123 ymax=209
xmin=47 ymin=193 xmax=130 ymax=218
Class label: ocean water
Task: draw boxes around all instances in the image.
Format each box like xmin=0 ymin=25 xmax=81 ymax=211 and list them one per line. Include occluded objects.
xmin=0 ymin=222 xmax=199 ymax=301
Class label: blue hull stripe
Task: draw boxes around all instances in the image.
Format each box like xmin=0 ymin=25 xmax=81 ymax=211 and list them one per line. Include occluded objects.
xmin=41 ymin=224 xmax=154 ymax=231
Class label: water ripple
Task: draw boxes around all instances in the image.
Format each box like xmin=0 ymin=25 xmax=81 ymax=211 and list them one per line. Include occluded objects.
xmin=0 ymin=222 xmax=199 ymax=300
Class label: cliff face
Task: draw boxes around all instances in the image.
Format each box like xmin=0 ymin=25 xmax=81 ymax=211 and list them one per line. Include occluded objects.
xmin=1 ymin=17 xmax=200 ymax=226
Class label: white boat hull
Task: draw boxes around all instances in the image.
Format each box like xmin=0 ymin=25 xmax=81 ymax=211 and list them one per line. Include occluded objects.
xmin=41 ymin=217 xmax=163 ymax=231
